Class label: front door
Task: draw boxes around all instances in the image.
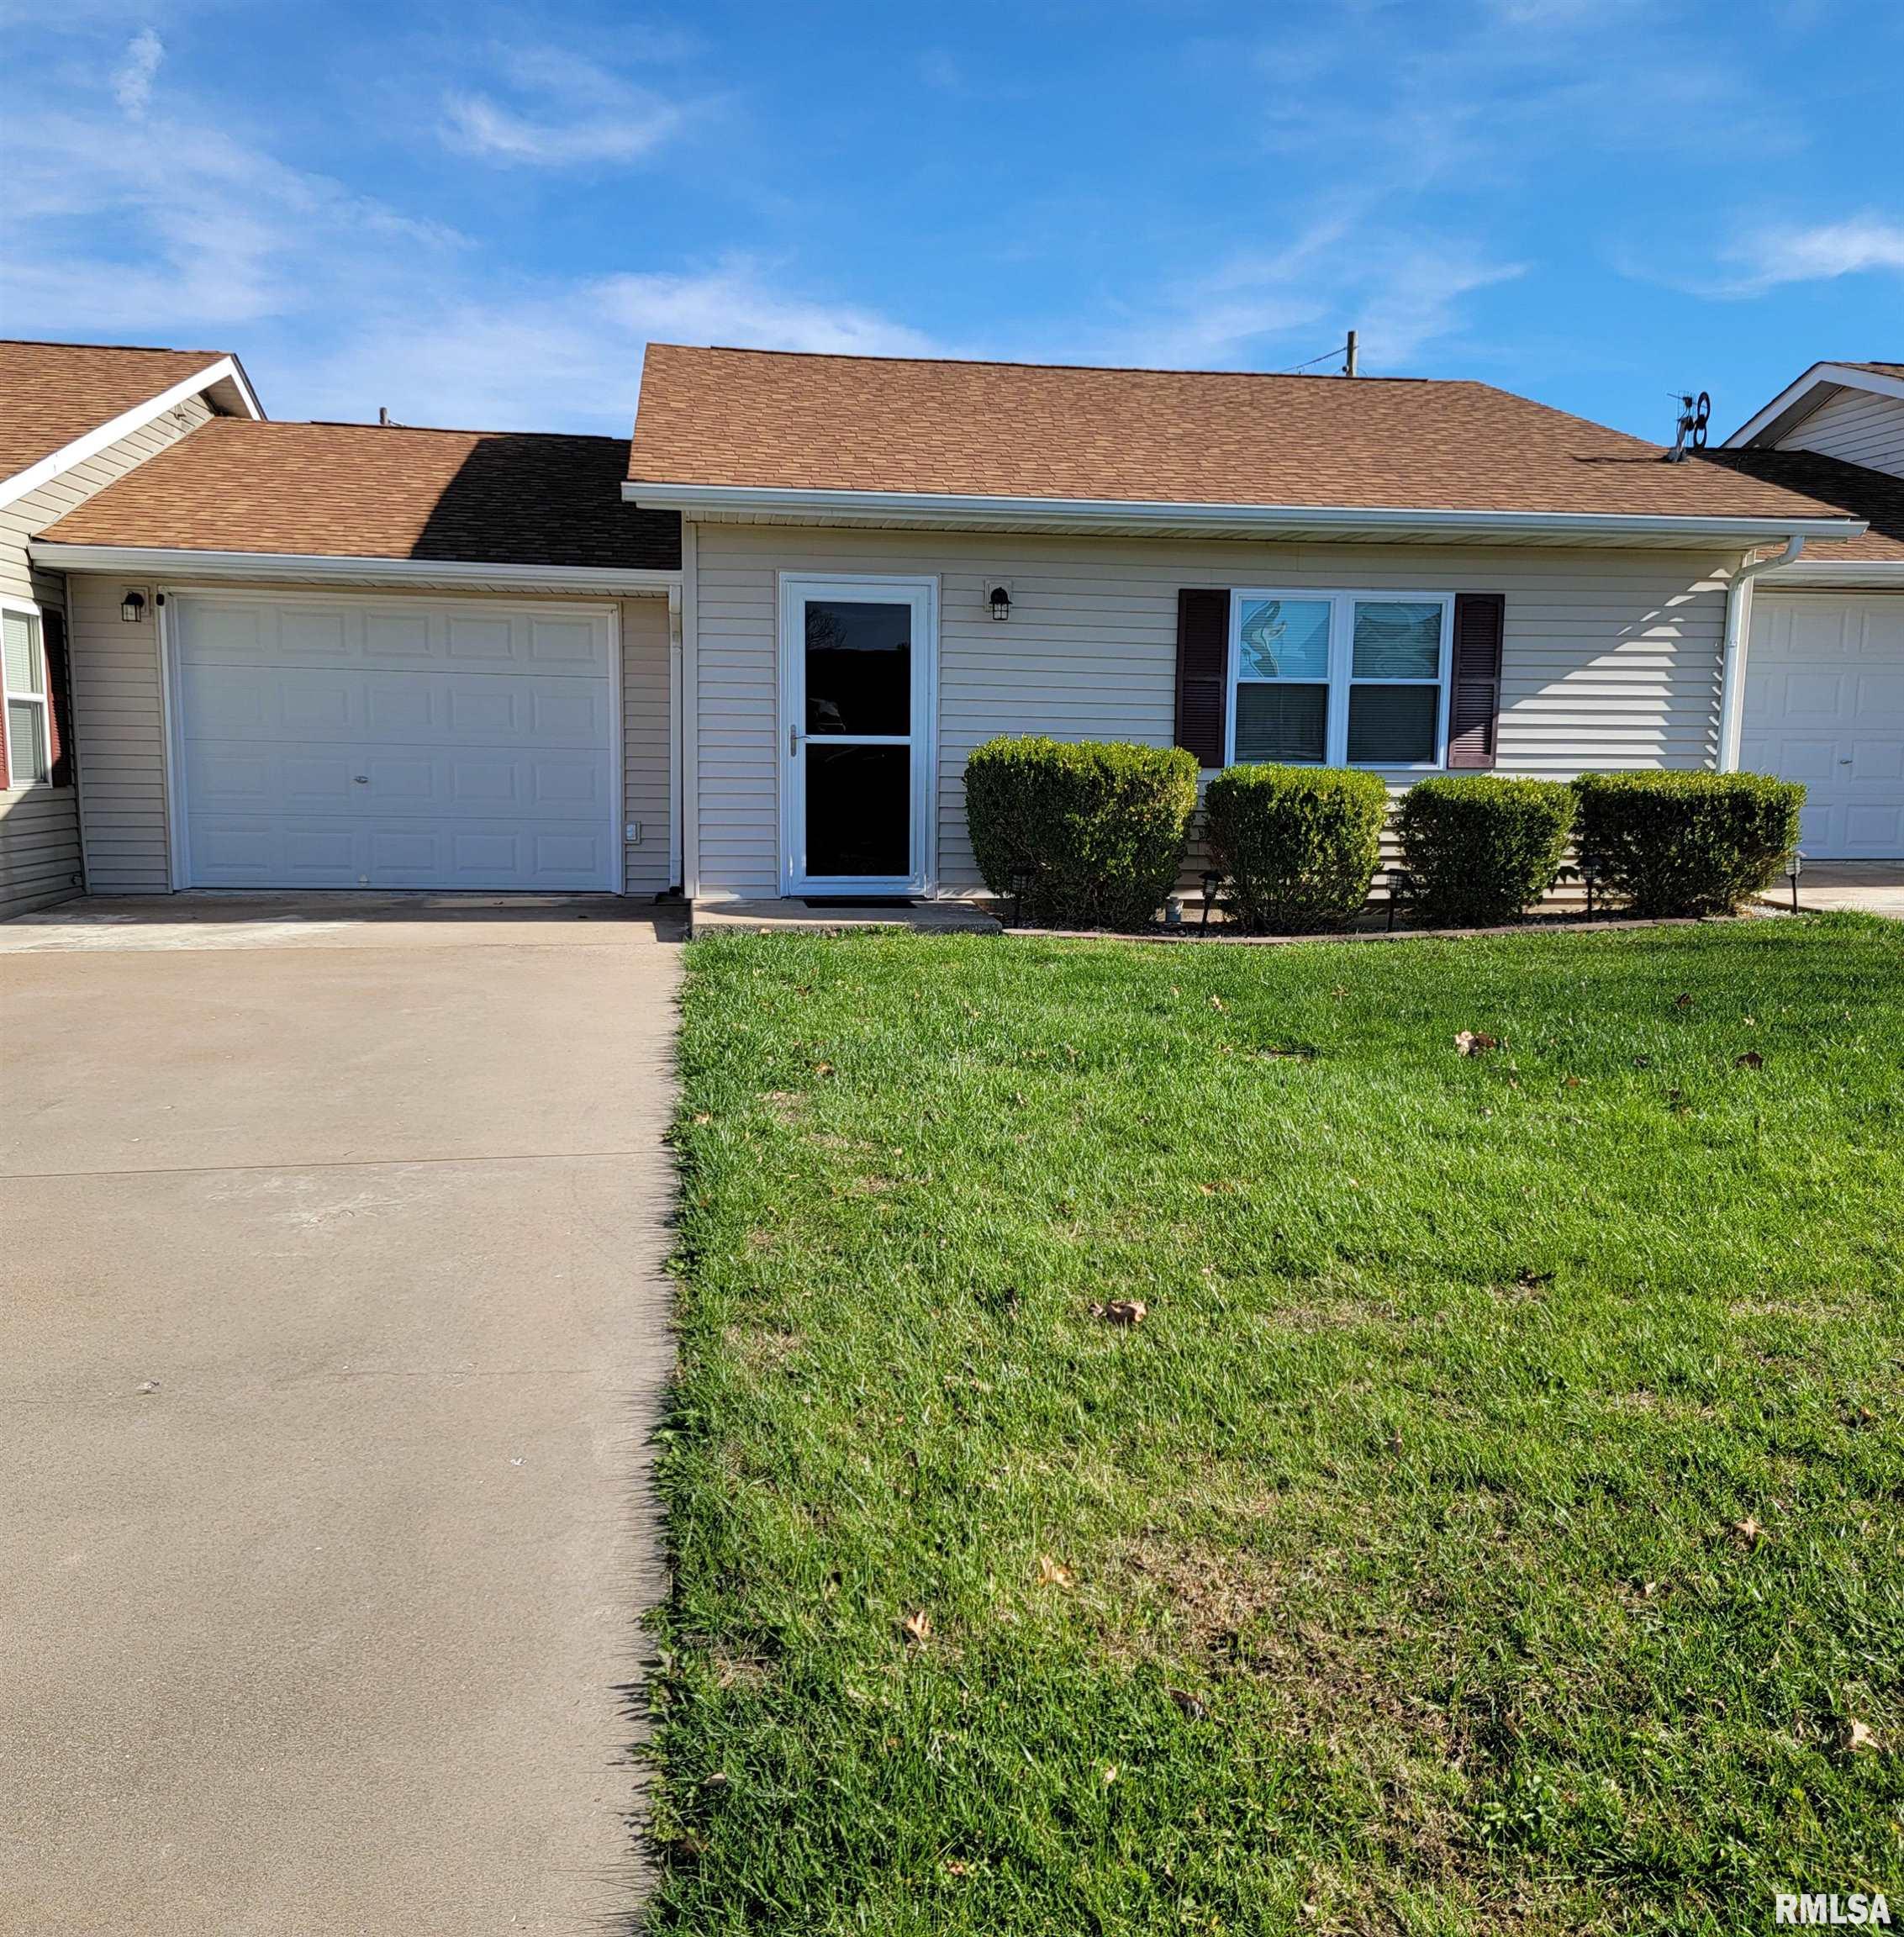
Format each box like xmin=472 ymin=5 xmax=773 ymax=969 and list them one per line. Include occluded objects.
xmin=780 ymin=576 xmax=933 ymax=895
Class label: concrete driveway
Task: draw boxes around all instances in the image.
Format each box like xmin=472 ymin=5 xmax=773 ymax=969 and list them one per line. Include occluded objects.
xmin=0 ymin=895 xmax=682 ymax=1936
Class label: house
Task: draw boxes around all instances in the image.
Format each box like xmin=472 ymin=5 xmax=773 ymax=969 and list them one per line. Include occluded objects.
xmin=1714 ymin=362 xmax=1904 ymax=859
xmin=3 ymin=336 xmax=1876 ymax=916
xmin=0 ymin=341 xmax=262 ymax=916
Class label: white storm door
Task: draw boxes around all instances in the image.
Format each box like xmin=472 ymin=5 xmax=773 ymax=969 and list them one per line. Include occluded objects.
xmin=171 ymin=590 xmax=620 ymax=889
xmin=778 ymin=576 xmax=935 ymax=895
xmin=1742 ymin=593 xmax=1904 ymax=859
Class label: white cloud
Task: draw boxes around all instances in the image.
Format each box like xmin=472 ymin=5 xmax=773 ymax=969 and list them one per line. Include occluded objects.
xmin=302 ymin=258 xmax=938 ymax=432
xmin=112 ymin=26 xmax=162 ymax=115
xmin=440 ymin=46 xmax=695 ymax=168
xmin=1727 ymin=215 xmax=1904 ymax=292
xmin=1092 ymin=219 xmax=1522 ymax=375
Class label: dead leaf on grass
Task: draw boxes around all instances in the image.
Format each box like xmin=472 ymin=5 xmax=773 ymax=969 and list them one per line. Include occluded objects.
xmin=1089 ymin=1298 xmax=1147 ymax=1327
xmin=1845 ymin=1718 xmax=1880 ymax=1754
xmin=1675 ymin=993 xmax=1695 ymax=1009
xmin=1036 ymin=1554 xmax=1075 ymax=1589
xmin=899 ymin=1609 xmax=933 ymax=1644
xmin=1735 ymin=1051 xmax=1764 ymax=1070
xmin=1455 ymin=1031 xmax=1500 ymax=1057
xmin=1731 ymin=1516 xmax=1764 ymax=1549
xmin=1167 ymin=1686 xmax=1210 ymax=1721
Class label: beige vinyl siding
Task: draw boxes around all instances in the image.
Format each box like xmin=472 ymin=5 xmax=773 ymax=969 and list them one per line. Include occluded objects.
xmin=66 ymin=577 xmax=677 ymax=895
xmin=1780 ymin=388 xmax=1904 ymax=478
xmin=66 ymin=573 xmax=170 ymax=892
xmin=620 ymin=594 xmax=675 ymax=894
xmin=0 ymin=395 xmax=217 ymax=916
xmin=691 ymin=521 xmax=1739 ymax=900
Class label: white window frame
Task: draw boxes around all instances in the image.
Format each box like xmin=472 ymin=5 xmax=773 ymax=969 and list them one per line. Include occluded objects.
xmin=2 ymin=594 xmax=52 ymax=789
xmin=1226 ymin=588 xmax=1455 ymax=772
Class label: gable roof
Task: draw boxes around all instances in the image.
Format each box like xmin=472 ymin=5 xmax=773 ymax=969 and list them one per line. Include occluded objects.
xmin=34 ymin=417 xmax=681 ymax=574
xmin=0 ymin=339 xmax=261 ymax=507
xmin=1706 ymin=446 xmax=1904 ymax=577
xmin=1722 ymin=359 xmax=1904 ymax=450
xmin=626 ymin=345 xmax=1862 ymax=542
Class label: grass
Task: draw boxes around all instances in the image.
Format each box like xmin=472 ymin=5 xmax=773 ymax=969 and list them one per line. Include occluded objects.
xmin=651 ymin=915 xmax=1904 ymax=1934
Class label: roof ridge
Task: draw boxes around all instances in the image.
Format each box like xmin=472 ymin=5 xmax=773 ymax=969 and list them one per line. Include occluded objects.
xmin=0 ymin=336 xmax=234 ymax=360
xmin=230 ymin=418 xmax=632 ymax=446
xmin=655 ymin=342 xmax=1474 ymax=386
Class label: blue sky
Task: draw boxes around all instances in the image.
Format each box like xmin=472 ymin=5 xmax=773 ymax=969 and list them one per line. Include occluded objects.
xmin=3 ymin=0 xmax=1898 ymax=445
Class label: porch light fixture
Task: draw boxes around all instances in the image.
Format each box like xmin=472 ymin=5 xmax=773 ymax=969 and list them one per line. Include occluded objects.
xmin=1200 ymin=870 xmax=1222 ymax=929
xmin=120 ymin=588 xmax=147 ymax=623
xmin=988 ymin=584 xmax=1012 ymax=622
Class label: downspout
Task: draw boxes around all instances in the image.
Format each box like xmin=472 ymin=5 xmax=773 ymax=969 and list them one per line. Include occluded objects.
xmin=667 ymin=583 xmax=683 ymax=893
xmin=1717 ymin=536 xmax=1804 ymax=771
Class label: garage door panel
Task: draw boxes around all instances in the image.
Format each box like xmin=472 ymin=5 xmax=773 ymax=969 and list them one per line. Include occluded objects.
xmin=1747 ymin=592 xmax=1903 ymax=859
xmin=172 ymin=593 xmax=620 ymax=890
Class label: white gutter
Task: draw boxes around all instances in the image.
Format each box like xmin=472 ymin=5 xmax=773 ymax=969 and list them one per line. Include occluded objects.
xmin=32 ymin=541 xmax=680 ymax=594
xmin=0 ymin=357 xmax=264 ymax=513
xmin=1717 ymin=537 xmax=1806 ymax=771
xmin=622 ymin=478 xmax=1865 ymax=545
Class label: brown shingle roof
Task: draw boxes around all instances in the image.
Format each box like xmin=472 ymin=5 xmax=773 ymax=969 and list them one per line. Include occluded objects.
xmin=1841 ymin=361 xmax=1904 ymax=380
xmin=1703 ymin=447 xmax=1904 ymax=565
xmin=0 ymin=339 xmax=240 ymax=484
xmin=38 ymin=418 xmax=681 ymax=571
xmin=627 ymin=345 xmax=1856 ymax=525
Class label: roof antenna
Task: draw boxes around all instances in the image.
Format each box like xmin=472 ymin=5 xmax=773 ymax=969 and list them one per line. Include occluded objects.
xmin=1666 ymin=389 xmax=1709 ymax=462
xmin=1343 ymin=330 xmax=1359 ymax=377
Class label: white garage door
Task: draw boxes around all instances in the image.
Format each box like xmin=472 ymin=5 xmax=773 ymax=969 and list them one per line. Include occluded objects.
xmin=1743 ymin=592 xmax=1904 ymax=858
xmin=172 ymin=590 xmax=619 ymax=890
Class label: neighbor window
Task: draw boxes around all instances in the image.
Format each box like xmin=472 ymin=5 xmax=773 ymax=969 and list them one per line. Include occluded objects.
xmin=3 ymin=604 xmax=50 ymax=786
xmin=1228 ymin=591 xmax=1451 ymax=768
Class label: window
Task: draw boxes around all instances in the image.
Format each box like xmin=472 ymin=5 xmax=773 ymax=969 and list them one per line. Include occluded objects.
xmin=1228 ymin=591 xmax=1452 ymax=768
xmin=3 ymin=604 xmax=50 ymax=786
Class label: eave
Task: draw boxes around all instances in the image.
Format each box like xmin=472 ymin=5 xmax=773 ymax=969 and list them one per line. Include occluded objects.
xmin=1723 ymin=362 xmax=1904 ymax=451
xmin=30 ymin=541 xmax=680 ymax=595
xmin=622 ymin=480 xmax=1865 ymax=550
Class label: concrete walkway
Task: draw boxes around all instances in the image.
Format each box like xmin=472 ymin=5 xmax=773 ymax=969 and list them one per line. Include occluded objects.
xmin=1780 ymin=860 xmax=1904 ymax=917
xmin=0 ymin=895 xmax=682 ymax=1936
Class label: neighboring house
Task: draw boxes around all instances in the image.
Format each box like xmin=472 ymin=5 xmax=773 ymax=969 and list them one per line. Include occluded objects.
xmin=1716 ymin=362 xmax=1904 ymax=859
xmin=12 ymin=336 xmax=1874 ymax=914
xmin=0 ymin=341 xmax=261 ymax=916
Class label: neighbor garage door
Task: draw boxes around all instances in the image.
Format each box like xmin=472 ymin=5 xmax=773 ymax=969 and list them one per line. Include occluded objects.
xmin=171 ymin=590 xmax=619 ymax=890
xmin=1742 ymin=591 xmax=1904 ymax=859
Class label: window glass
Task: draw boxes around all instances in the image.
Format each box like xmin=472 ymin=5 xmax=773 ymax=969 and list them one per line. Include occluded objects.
xmin=1352 ymin=601 xmax=1442 ymax=679
xmin=1236 ymin=683 xmax=1327 ymax=763
xmin=1237 ymin=599 xmax=1330 ymax=681
xmin=1347 ymin=684 xmax=1438 ymax=764
xmin=8 ymin=699 xmax=48 ymax=783
xmin=3 ymin=610 xmax=42 ymax=695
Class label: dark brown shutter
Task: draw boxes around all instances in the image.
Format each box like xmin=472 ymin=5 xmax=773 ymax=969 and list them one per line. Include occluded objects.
xmin=43 ymin=608 xmax=74 ymax=789
xmin=1447 ymin=593 xmax=1505 ymax=769
xmin=1175 ymin=588 xmax=1230 ymax=769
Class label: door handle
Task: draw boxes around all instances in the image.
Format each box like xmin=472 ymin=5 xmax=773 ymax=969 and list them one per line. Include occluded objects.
xmin=788 ymin=725 xmax=804 ymax=757
xmin=353 ymin=774 xmax=370 ymax=784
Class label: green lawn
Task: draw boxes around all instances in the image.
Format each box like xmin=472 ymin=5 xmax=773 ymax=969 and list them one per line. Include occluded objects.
xmin=651 ymin=916 xmax=1904 ymax=1934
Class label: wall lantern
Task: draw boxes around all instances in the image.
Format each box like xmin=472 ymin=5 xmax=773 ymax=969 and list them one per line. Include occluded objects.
xmin=987 ymin=583 xmax=1012 ymax=622
xmin=120 ymin=589 xmax=147 ymax=624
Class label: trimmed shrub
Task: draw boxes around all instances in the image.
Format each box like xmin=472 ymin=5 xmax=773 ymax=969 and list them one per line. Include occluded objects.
xmin=1574 ymin=770 xmax=1804 ymax=917
xmin=1201 ymin=764 xmax=1389 ymax=933
xmin=1395 ymin=775 xmax=1576 ymax=929
xmin=964 ymin=736 xmax=1198 ymax=930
